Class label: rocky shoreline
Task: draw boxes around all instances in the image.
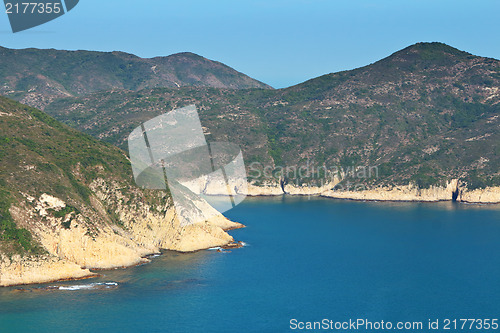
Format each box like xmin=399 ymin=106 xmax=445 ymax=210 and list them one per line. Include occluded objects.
xmin=0 ymin=255 xmax=96 ymax=287
xmin=243 ymin=179 xmax=500 ymax=204
xmin=2 ymin=178 xmax=498 ymax=287
xmin=0 ymin=220 xmax=244 ymax=288
xmin=182 ymin=174 xmax=500 ymax=204
xmin=0 ymin=178 xmax=244 ymax=287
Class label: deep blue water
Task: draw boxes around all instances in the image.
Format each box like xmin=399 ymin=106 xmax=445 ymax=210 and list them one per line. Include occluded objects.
xmin=1 ymin=197 xmax=500 ymax=332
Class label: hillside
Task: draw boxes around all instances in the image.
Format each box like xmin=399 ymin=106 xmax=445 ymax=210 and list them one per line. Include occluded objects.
xmin=0 ymin=46 xmax=272 ymax=110
xmin=42 ymin=43 xmax=500 ymax=192
xmin=0 ymin=96 xmax=241 ymax=286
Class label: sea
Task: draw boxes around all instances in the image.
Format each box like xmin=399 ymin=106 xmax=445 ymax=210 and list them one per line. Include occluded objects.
xmin=1 ymin=196 xmax=500 ymax=332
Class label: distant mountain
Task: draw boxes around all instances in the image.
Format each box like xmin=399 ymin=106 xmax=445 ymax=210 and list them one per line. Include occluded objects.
xmin=0 ymin=46 xmax=272 ymax=109
xmin=43 ymin=43 xmax=500 ymax=190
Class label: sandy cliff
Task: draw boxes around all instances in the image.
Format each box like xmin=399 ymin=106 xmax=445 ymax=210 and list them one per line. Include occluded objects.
xmin=0 ymin=178 xmax=243 ymax=287
xmin=0 ymin=255 xmax=94 ymax=287
xmin=458 ymin=187 xmax=500 ymax=203
xmin=322 ymin=181 xmax=500 ymax=204
xmin=3 ymin=176 xmax=497 ymax=287
xmin=322 ymin=180 xmax=460 ymax=202
xmin=243 ymin=178 xmax=500 ymax=204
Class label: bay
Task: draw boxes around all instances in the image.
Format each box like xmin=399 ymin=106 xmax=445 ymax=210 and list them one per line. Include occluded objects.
xmin=1 ymin=197 xmax=500 ymax=332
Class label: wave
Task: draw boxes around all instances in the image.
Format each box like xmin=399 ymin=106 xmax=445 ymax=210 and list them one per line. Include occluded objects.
xmin=45 ymin=282 xmax=118 ymax=291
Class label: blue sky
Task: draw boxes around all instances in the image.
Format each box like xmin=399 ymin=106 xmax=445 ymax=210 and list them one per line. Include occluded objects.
xmin=1 ymin=0 xmax=499 ymax=88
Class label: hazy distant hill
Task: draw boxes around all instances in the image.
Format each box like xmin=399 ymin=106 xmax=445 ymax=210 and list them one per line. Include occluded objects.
xmin=42 ymin=43 xmax=500 ymax=189
xmin=0 ymin=47 xmax=272 ymax=109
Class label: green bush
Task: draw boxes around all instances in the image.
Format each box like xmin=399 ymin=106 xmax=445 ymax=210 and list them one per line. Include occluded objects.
xmin=0 ymin=189 xmax=38 ymax=253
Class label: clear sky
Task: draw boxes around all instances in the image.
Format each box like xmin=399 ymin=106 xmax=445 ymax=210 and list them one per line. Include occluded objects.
xmin=0 ymin=0 xmax=499 ymax=88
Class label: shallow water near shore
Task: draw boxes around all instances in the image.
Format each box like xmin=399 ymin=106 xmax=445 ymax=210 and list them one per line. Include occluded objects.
xmin=1 ymin=197 xmax=500 ymax=332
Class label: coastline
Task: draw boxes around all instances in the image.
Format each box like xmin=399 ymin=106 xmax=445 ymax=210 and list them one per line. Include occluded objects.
xmin=3 ymin=179 xmax=498 ymax=287
xmin=0 ymin=222 xmax=244 ymax=288
xmin=182 ymin=175 xmax=500 ymax=204
xmin=0 ymin=178 xmax=246 ymax=287
xmin=243 ymin=181 xmax=500 ymax=204
xmin=0 ymin=255 xmax=96 ymax=287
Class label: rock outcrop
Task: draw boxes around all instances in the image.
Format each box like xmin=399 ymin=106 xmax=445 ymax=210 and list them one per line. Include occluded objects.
xmin=322 ymin=179 xmax=460 ymax=202
xmin=459 ymin=186 xmax=500 ymax=203
xmin=2 ymin=175 xmax=497 ymax=287
xmin=0 ymin=255 xmax=94 ymax=287
xmin=241 ymin=178 xmax=500 ymax=204
xmin=0 ymin=178 xmax=243 ymax=287
xmin=283 ymin=179 xmax=341 ymax=196
xmin=245 ymin=184 xmax=284 ymax=196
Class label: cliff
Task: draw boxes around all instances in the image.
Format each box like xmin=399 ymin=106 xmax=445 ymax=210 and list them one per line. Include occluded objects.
xmin=458 ymin=187 xmax=500 ymax=204
xmin=0 ymin=255 xmax=94 ymax=287
xmin=0 ymin=181 xmax=242 ymax=287
xmin=321 ymin=180 xmax=460 ymax=202
xmin=0 ymin=97 xmax=242 ymax=287
xmin=243 ymin=179 xmax=500 ymax=204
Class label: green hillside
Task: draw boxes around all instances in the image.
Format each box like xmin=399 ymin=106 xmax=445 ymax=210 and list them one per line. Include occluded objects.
xmin=0 ymin=47 xmax=272 ymax=110
xmin=0 ymin=96 xmax=163 ymax=255
xmin=42 ymin=43 xmax=500 ymax=189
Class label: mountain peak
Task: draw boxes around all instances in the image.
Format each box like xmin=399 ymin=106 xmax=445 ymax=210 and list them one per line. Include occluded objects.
xmin=405 ymin=42 xmax=465 ymax=53
xmin=0 ymin=46 xmax=272 ymax=109
xmin=167 ymin=52 xmax=204 ymax=59
xmin=384 ymin=42 xmax=474 ymax=64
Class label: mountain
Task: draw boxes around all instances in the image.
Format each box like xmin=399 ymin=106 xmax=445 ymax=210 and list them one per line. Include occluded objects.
xmin=0 ymin=96 xmax=241 ymax=286
xmin=42 ymin=43 xmax=500 ymax=192
xmin=1 ymin=42 xmax=498 ymax=285
xmin=0 ymin=46 xmax=272 ymax=110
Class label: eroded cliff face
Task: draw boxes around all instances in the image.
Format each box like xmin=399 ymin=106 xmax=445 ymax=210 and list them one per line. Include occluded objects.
xmin=89 ymin=178 xmax=242 ymax=253
xmin=322 ymin=179 xmax=460 ymax=202
xmin=459 ymin=187 xmax=500 ymax=203
xmin=322 ymin=181 xmax=500 ymax=204
xmin=246 ymin=178 xmax=342 ymax=196
xmin=246 ymin=184 xmax=284 ymax=196
xmin=2 ymin=175 xmax=497 ymax=286
xmin=283 ymin=179 xmax=341 ymax=196
xmin=243 ymin=178 xmax=500 ymax=204
xmin=0 ymin=178 xmax=242 ymax=287
xmin=0 ymin=255 xmax=94 ymax=287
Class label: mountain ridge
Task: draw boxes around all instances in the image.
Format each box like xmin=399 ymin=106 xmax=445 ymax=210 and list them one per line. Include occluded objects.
xmin=41 ymin=42 xmax=500 ymax=191
xmin=0 ymin=46 xmax=272 ymax=110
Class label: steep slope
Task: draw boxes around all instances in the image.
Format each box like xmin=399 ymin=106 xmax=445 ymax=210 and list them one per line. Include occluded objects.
xmin=258 ymin=42 xmax=500 ymax=188
xmin=0 ymin=96 xmax=241 ymax=286
xmin=0 ymin=46 xmax=272 ymax=109
xmin=43 ymin=43 xmax=500 ymax=194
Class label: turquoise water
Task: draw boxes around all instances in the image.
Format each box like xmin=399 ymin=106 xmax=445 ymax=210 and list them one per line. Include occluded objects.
xmin=1 ymin=197 xmax=500 ymax=332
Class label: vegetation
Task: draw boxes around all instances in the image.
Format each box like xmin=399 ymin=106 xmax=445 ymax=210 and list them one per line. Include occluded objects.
xmin=39 ymin=43 xmax=500 ymax=189
xmin=0 ymin=42 xmax=499 ymax=255
xmin=48 ymin=205 xmax=80 ymax=219
xmin=0 ymin=46 xmax=272 ymax=110
xmin=0 ymin=187 xmax=40 ymax=254
xmin=0 ymin=96 xmax=143 ymax=254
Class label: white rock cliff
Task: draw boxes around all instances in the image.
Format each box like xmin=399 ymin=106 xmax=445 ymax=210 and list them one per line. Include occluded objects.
xmin=0 ymin=178 xmax=242 ymax=287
